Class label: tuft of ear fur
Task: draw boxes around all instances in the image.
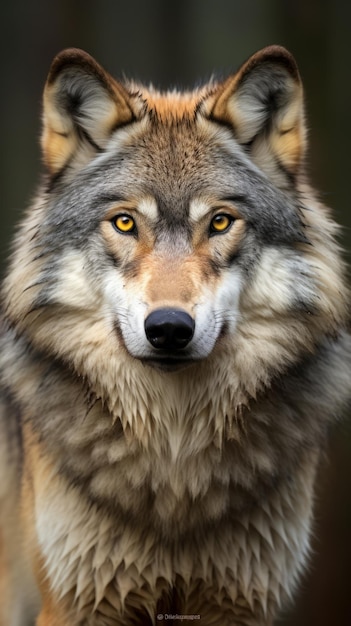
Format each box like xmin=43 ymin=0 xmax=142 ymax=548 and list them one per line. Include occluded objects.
xmin=209 ymin=45 xmax=306 ymax=184
xmin=41 ymin=48 xmax=135 ymax=173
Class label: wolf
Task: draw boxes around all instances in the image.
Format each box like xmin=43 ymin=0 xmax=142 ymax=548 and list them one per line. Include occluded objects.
xmin=0 ymin=45 xmax=350 ymax=626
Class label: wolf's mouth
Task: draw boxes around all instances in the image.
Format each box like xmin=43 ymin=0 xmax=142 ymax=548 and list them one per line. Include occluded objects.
xmin=141 ymin=356 xmax=196 ymax=372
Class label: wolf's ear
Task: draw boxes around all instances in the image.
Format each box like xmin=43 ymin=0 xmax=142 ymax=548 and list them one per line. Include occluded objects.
xmin=209 ymin=46 xmax=306 ymax=183
xmin=41 ymin=48 xmax=135 ymax=173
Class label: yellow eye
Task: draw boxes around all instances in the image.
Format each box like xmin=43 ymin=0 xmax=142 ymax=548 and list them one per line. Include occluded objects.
xmin=113 ymin=214 xmax=136 ymax=234
xmin=210 ymin=214 xmax=233 ymax=234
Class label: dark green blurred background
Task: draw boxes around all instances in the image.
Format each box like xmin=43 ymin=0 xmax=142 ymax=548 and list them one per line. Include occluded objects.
xmin=0 ymin=1 xmax=350 ymax=624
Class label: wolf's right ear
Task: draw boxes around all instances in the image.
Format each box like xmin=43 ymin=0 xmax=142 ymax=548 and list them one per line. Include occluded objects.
xmin=41 ymin=48 xmax=136 ymax=174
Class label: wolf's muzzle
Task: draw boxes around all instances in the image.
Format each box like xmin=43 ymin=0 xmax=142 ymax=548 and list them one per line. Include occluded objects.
xmin=144 ymin=308 xmax=195 ymax=351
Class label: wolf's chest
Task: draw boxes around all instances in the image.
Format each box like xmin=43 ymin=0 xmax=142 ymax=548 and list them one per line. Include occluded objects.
xmin=34 ymin=452 xmax=314 ymax=624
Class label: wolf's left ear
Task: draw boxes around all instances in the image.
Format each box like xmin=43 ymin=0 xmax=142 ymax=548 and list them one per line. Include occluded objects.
xmin=209 ymin=46 xmax=306 ymax=183
xmin=41 ymin=48 xmax=135 ymax=173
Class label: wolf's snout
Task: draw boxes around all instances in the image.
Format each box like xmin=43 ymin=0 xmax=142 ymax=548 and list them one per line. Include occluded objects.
xmin=144 ymin=308 xmax=195 ymax=351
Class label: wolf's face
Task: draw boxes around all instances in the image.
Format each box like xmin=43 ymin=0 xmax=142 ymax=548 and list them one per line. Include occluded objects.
xmin=89 ymin=121 xmax=246 ymax=371
xmin=3 ymin=47 xmax=347 ymax=399
xmin=93 ymin=108 xmax=313 ymax=372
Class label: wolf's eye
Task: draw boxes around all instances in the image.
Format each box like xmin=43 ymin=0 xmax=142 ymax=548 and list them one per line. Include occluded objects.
xmin=210 ymin=214 xmax=233 ymax=235
xmin=113 ymin=214 xmax=136 ymax=234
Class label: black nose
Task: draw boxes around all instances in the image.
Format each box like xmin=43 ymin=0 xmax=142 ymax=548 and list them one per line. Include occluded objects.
xmin=144 ymin=308 xmax=195 ymax=351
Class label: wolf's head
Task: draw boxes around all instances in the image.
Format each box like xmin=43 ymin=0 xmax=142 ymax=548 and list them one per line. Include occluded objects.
xmin=3 ymin=47 xmax=348 ymax=412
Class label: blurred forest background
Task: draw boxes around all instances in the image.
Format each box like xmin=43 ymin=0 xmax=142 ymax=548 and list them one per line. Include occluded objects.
xmin=0 ymin=1 xmax=350 ymax=624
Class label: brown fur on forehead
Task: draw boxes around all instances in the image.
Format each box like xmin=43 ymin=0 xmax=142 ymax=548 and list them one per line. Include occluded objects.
xmin=116 ymin=114 xmax=224 ymax=225
xmin=128 ymin=83 xmax=214 ymax=123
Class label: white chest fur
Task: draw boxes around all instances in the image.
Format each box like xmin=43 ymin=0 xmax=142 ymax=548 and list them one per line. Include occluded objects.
xmin=35 ymin=452 xmax=316 ymax=622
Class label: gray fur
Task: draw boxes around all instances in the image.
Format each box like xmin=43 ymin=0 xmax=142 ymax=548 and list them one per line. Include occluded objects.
xmin=0 ymin=46 xmax=350 ymax=626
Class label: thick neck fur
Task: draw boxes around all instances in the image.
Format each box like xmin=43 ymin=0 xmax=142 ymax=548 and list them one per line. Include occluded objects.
xmin=2 ymin=320 xmax=350 ymax=538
